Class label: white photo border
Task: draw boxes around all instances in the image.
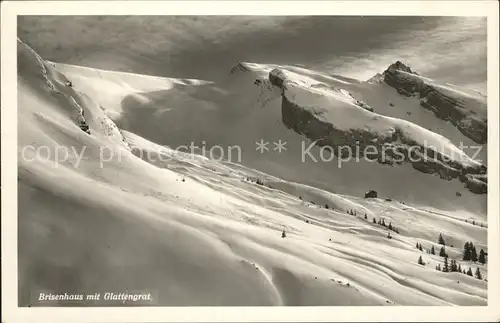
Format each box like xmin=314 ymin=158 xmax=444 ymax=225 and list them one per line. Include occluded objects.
xmin=1 ymin=1 xmax=499 ymax=322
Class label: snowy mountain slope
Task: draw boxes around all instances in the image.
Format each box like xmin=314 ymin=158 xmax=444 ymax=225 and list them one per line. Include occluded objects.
xmin=269 ymin=66 xmax=487 ymax=195
xmin=358 ymin=79 xmax=488 ymax=163
xmin=381 ymin=61 xmax=487 ymax=143
xmin=18 ymin=39 xmax=129 ymax=150
xmin=53 ymin=59 xmax=487 ymax=214
xmin=233 ymin=62 xmax=488 ymax=164
xmin=52 ymin=62 xmax=212 ymax=120
xmin=17 ymin=40 xmax=488 ymax=307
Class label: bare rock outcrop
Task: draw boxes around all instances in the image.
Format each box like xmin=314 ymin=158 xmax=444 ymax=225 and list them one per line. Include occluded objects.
xmin=382 ymin=61 xmax=487 ymax=144
xmin=270 ymin=67 xmax=487 ymax=195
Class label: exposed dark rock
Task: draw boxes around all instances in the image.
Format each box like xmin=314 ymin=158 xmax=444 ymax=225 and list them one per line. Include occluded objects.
xmin=76 ymin=113 xmax=90 ymax=134
xmin=272 ymin=67 xmax=487 ymax=195
xmin=269 ymin=68 xmax=287 ymax=88
xmin=464 ymin=174 xmax=487 ymax=194
xmin=382 ymin=61 xmax=487 ymax=144
xmin=281 ymin=94 xmax=396 ymax=155
xmin=365 ymin=190 xmax=378 ymax=198
xmin=356 ymin=100 xmax=374 ymax=112
xmin=229 ymin=62 xmax=251 ymax=74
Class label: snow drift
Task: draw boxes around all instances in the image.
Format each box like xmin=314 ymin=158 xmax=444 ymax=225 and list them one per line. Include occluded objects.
xmin=17 ymin=40 xmax=488 ymax=306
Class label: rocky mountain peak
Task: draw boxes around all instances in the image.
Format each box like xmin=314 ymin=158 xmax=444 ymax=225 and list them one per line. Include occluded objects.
xmin=385 ymin=60 xmax=416 ymax=74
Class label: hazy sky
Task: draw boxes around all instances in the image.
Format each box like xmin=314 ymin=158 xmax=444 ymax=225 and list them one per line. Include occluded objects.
xmin=18 ymin=16 xmax=487 ymax=92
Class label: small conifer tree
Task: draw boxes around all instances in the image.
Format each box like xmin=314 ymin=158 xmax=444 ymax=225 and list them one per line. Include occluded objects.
xmin=463 ymin=242 xmax=471 ymax=261
xmin=443 ymin=257 xmax=449 ymax=272
xmin=438 ymin=233 xmax=445 ymax=245
xmin=418 ymin=256 xmax=424 ymax=265
xmin=430 ymin=245 xmax=435 ymax=255
xmin=475 ymin=267 xmax=482 ymax=280
xmin=467 ymin=268 xmax=473 ymax=276
xmin=471 ymin=245 xmax=478 ymax=262
xmin=478 ymin=249 xmax=486 ymax=264
xmin=439 ymin=246 xmax=447 ymax=258
xmin=450 ymin=259 xmax=458 ymax=272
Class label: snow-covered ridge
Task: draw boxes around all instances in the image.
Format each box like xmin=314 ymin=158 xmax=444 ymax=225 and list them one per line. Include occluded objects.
xmin=267 ymin=66 xmax=486 ymax=194
xmin=18 ymin=39 xmax=90 ymax=135
xmin=47 ymin=58 xmax=486 ymax=211
xmin=382 ymin=61 xmax=487 ymax=144
xmin=232 ymin=62 xmax=358 ymax=86
xmin=16 ymin=42 xmax=488 ymax=306
xmin=18 ymin=39 xmax=129 ymax=149
xmin=50 ymin=62 xmax=212 ymax=120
